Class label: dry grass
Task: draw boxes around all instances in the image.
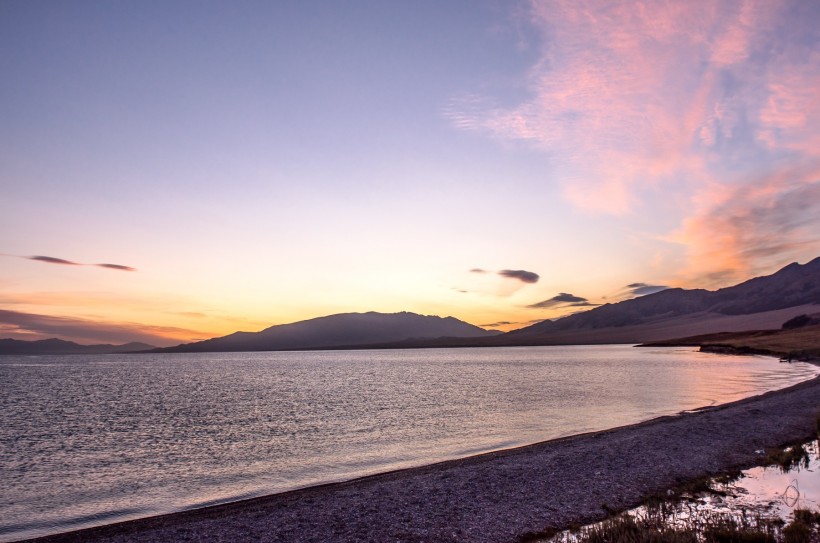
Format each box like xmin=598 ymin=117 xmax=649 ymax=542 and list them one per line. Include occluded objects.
xmin=557 ymin=506 xmax=820 ymax=543
xmin=644 ymin=324 xmax=820 ymax=359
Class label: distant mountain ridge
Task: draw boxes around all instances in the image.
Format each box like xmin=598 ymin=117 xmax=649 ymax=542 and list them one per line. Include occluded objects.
xmin=157 ymin=311 xmax=501 ymax=353
xmin=501 ymin=256 xmax=820 ymax=344
xmin=0 ymin=338 xmax=156 ymax=355
xmin=335 ymin=257 xmax=820 ymax=349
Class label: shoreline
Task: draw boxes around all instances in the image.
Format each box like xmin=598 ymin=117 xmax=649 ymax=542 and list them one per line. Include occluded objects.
xmin=24 ymin=370 xmax=820 ymax=543
xmin=638 ymin=324 xmax=820 ymax=362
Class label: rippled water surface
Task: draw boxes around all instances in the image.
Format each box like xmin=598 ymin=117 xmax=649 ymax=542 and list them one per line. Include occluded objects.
xmin=1 ymin=345 xmax=817 ymax=541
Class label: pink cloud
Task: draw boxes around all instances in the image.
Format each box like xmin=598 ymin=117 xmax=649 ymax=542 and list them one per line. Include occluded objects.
xmin=448 ymin=0 xmax=820 ymax=283
xmin=667 ymin=167 xmax=820 ymax=286
xmin=450 ymin=0 xmax=757 ymax=213
xmin=757 ymin=53 xmax=820 ymax=152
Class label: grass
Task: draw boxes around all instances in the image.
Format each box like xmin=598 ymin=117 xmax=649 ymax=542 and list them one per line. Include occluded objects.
xmin=642 ymin=324 xmax=820 ymax=360
xmin=762 ymin=444 xmax=811 ymax=472
xmin=641 ymin=469 xmax=742 ymax=509
xmin=786 ymin=510 xmax=820 ymax=543
xmin=552 ymin=505 xmax=820 ymax=543
xmin=542 ymin=472 xmax=820 ymax=543
xmin=762 ymin=414 xmax=820 ymax=472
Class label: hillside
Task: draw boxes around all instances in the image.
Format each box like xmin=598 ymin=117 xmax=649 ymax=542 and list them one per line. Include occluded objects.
xmin=157 ymin=311 xmax=500 ymax=353
xmin=503 ymin=257 xmax=820 ymax=345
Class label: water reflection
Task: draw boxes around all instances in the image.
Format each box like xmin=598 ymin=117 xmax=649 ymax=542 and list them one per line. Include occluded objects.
xmin=549 ymin=440 xmax=820 ymax=542
xmin=722 ymin=441 xmax=820 ymax=520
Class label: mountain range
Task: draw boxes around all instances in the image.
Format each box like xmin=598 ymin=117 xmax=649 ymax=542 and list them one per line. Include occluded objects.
xmin=158 ymin=256 xmax=819 ymax=352
xmin=497 ymin=256 xmax=820 ymax=345
xmin=155 ymin=311 xmax=501 ymax=353
xmin=2 ymin=257 xmax=818 ymax=355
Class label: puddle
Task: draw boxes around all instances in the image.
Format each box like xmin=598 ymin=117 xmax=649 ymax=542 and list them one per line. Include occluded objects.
xmin=665 ymin=440 xmax=820 ymax=523
xmin=546 ymin=440 xmax=820 ymax=542
xmin=723 ymin=442 xmax=820 ymax=518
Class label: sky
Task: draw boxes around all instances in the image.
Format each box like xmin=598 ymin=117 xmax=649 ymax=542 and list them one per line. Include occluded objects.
xmin=1 ymin=0 xmax=819 ymax=346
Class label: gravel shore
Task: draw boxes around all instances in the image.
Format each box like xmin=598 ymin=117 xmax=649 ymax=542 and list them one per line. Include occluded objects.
xmin=28 ymin=374 xmax=820 ymax=543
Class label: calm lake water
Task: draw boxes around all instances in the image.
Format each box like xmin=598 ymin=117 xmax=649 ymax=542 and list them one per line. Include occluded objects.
xmin=1 ymin=345 xmax=818 ymax=541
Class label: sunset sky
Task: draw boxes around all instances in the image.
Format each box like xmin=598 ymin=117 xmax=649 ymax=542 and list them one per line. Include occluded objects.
xmin=2 ymin=0 xmax=819 ymax=346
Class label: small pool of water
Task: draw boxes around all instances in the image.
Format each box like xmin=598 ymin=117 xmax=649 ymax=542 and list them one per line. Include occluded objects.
xmin=717 ymin=440 xmax=820 ymax=520
xmin=549 ymin=439 xmax=820 ymax=542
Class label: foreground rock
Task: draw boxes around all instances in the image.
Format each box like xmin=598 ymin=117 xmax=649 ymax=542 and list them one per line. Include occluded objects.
xmin=29 ymin=376 xmax=820 ymax=543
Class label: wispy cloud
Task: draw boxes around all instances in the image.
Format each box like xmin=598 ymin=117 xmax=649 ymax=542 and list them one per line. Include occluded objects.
xmin=174 ymin=311 xmax=208 ymax=319
xmin=668 ymin=173 xmax=820 ymax=286
xmin=481 ymin=320 xmax=513 ymax=328
xmin=461 ymin=267 xmax=540 ymax=296
xmin=498 ymin=269 xmax=539 ymax=284
xmin=449 ymin=0 xmax=820 ymax=282
xmin=467 ymin=267 xmax=540 ymax=282
xmin=625 ymin=283 xmax=669 ymax=298
xmin=0 ymin=309 xmax=201 ymax=347
xmin=21 ymin=254 xmax=137 ymax=271
xmin=526 ymin=292 xmax=597 ymax=309
xmin=95 ymin=263 xmax=136 ymax=271
xmin=604 ymin=282 xmax=669 ymax=302
xmin=480 ymin=318 xmax=546 ymax=329
xmin=626 ymin=283 xmax=669 ymax=296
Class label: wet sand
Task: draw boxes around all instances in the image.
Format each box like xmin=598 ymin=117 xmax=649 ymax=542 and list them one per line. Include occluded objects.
xmin=27 ymin=374 xmax=820 ymax=543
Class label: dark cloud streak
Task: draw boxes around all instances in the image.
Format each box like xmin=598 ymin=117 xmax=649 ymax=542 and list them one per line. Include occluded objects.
xmin=29 ymin=255 xmax=80 ymax=266
xmin=527 ymin=292 xmax=598 ymax=309
xmin=96 ymin=263 xmax=136 ymax=271
xmin=498 ymin=269 xmax=540 ymax=284
xmin=23 ymin=255 xmax=136 ymax=271
xmin=481 ymin=321 xmax=513 ymax=327
xmin=625 ymin=283 xmax=669 ymax=297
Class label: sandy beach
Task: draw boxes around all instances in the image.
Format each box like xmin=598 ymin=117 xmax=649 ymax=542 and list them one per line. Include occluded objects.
xmin=22 ymin=370 xmax=820 ymax=543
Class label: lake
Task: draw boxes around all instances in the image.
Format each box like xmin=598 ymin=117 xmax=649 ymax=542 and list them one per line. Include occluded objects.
xmin=1 ymin=345 xmax=817 ymax=541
